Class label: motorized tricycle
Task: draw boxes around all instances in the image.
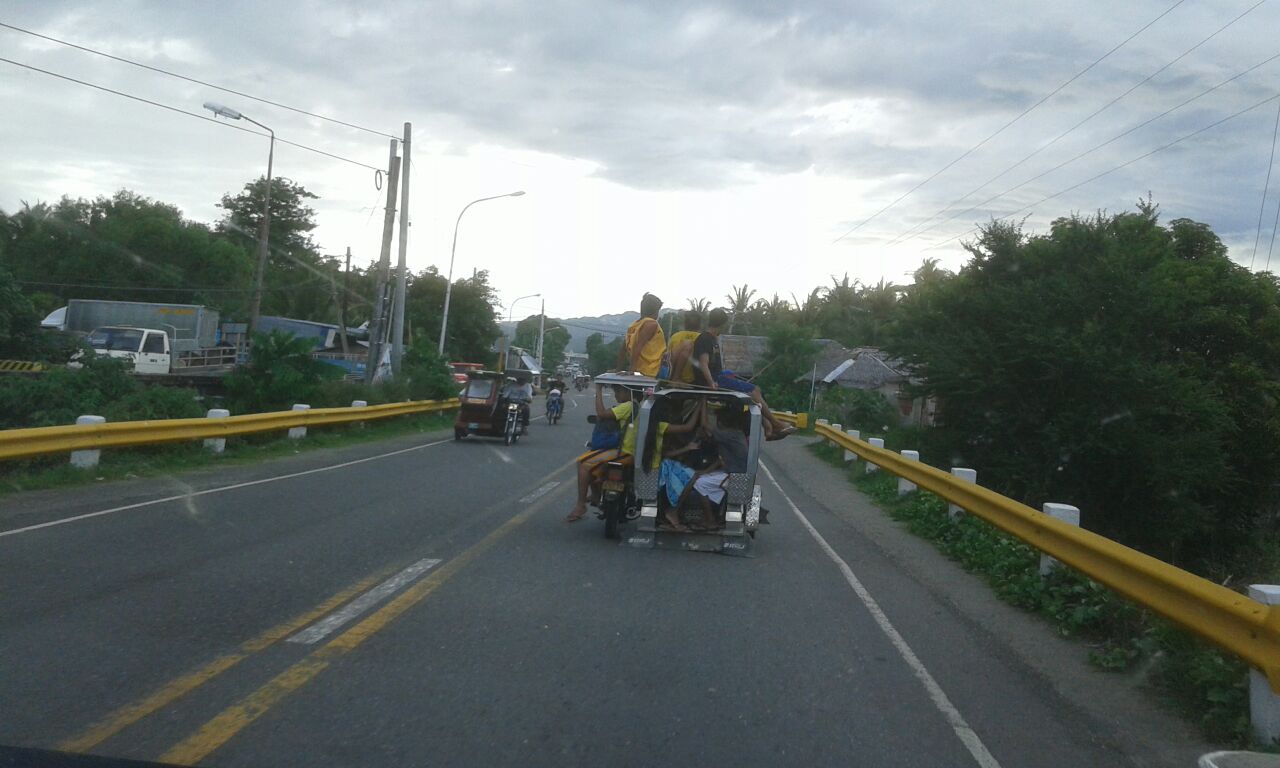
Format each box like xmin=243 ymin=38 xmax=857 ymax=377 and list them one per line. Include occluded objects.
xmin=453 ymin=370 xmax=527 ymax=445
xmin=589 ymin=373 xmax=764 ymax=555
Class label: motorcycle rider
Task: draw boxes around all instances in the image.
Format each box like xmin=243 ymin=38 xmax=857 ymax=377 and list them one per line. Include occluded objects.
xmin=547 ymin=382 xmax=564 ymax=420
xmin=500 ymin=374 xmax=534 ymax=433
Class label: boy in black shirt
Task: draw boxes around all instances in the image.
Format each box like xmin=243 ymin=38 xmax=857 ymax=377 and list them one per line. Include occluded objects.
xmin=692 ymin=308 xmax=795 ymax=440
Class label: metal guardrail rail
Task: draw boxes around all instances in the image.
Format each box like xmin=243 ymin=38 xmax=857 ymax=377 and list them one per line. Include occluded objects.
xmin=0 ymin=398 xmax=460 ymax=462
xmin=813 ymin=422 xmax=1280 ymax=690
xmin=773 ymin=410 xmax=808 ymax=429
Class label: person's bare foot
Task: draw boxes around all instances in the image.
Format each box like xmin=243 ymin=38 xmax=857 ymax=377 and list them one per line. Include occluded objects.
xmin=565 ymin=505 xmax=587 ymax=522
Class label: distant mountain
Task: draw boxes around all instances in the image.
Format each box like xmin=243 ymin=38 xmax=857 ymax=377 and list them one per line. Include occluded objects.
xmin=500 ymin=309 xmax=678 ymax=353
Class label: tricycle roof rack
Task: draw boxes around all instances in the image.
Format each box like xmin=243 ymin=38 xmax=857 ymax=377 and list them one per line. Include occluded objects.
xmin=592 ymin=371 xmax=659 ymax=389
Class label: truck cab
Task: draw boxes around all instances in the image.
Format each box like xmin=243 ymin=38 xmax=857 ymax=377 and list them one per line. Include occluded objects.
xmin=85 ymin=326 xmax=171 ymax=374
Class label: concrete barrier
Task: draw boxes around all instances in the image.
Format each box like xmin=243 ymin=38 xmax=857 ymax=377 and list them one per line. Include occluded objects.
xmin=948 ymin=468 xmax=977 ymax=519
xmin=203 ymin=409 xmax=230 ymax=454
xmin=288 ymin=404 xmax=311 ymax=439
xmin=865 ymin=437 xmax=885 ymax=473
xmin=70 ymin=415 xmax=105 ymax=468
xmin=844 ymin=429 xmax=860 ymax=462
xmin=1040 ymin=503 xmax=1081 ymax=575
xmin=897 ymin=450 xmax=920 ymax=495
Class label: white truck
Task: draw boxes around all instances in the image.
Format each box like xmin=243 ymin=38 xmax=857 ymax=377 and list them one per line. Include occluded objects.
xmin=84 ymin=326 xmax=237 ymax=377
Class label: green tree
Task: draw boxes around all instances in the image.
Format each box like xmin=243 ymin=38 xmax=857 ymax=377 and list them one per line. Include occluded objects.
xmin=514 ymin=315 xmax=568 ymax=371
xmin=402 ymin=337 xmax=459 ymax=400
xmin=890 ymin=205 xmax=1280 ymax=565
xmin=218 ymin=177 xmax=339 ymax=321
xmin=402 ymin=267 xmax=500 ymax=364
xmin=584 ymin=332 xmax=623 ymax=375
xmin=725 ymin=284 xmax=756 ymax=333
xmin=0 ymin=265 xmax=39 ymax=357
xmin=0 ymin=192 xmax=254 ymax=317
xmin=753 ymin=321 xmax=818 ymax=412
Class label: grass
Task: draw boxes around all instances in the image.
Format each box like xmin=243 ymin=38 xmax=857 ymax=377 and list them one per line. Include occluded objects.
xmin=806 ymin=437 xmax=1259 ymax=747
xmin=0 ymin=410 xmax=457 ymax=497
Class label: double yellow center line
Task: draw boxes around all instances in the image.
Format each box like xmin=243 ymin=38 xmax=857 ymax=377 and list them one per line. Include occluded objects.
xmin=59 ymin=462 xmax=572 ymax=765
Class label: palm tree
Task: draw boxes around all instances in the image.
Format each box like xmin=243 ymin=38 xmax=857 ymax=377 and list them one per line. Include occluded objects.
xmin=687 ymin=297 xmax=712 ymax=314
xmin=910 ymin=257 xmax=952 ymax=291
xmin=725 ymin=284 xmax=756 ymax=333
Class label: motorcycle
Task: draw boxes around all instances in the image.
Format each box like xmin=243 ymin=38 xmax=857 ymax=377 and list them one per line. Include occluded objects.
xmin=503 ymin=402 xmax=525 ymax=445
xmin=547 ymin=393 xmax=564 ymax=424
xmin=597 ymin=459 xmax=639 ymax=540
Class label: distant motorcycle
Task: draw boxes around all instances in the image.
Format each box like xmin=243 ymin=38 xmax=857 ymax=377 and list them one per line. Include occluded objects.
xmin=547 ymin=393 xmax=564 ymax=425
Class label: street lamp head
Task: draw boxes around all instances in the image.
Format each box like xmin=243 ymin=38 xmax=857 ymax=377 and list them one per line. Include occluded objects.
xmin=509 ymin=191 xmax=526 ymax=197
xmin=203 ymin=101 xmax=243 ymax=120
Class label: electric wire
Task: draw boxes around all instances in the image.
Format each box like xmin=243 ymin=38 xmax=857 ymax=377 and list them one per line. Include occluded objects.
xmin=830 ymin=0 xmax=1189 ymax=244
xmin=0 ymin=21 xmax=400 ymax=140
xmin=0 ymin=56 xmax=382 ymax=172
xmin=925 ymin=91 xmax=1280 ymax=252
xmin=1252 ymin=100 xmax=1280 ymax=269
xmin=889 ymin=0 xmax=1269 ymax=248
xmin=919 ymin=50 xmax=1280 ymax=247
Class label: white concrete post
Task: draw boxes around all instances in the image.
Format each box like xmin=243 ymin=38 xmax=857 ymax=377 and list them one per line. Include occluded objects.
xmin=203 ymin=408 xmax=230 ymax=454
xmin=897 ymin=450 xmax=920 ymax=495
xmin=288 ymin=404 xmax=311 ymax=439
xmin=70 ymin=415 xmax=105 ymax=469
xmin=865 ymin=437 xmax=885 ymax=473
xmin=948 ymin=468 xmax=977 ymax=520
xmin=1039 ymin=503 xmax=1081 ymax=576
xmin=816 ymin=418 xmax=829 ymax=430
xmin=844 ymin=429 xmax=860 ymax=462
xmin=830 ymin=423 xmax=842 ymax=447
xmin=1249 ymin=584 xmax=1280 ymax=744
xmin=350 ymin=399 xmax=368 ymax=429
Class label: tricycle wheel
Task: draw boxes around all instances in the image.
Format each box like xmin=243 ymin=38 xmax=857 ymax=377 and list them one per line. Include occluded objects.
xmin=603 ymin=504 xmax=619 ymax=540
xmin=454 ymin=428 xmax=465 ymax=440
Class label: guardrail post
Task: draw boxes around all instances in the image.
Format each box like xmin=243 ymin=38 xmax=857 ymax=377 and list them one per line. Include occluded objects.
xmin=897 ymin=450 xmax=920 ymax=495
xmin=1249 ymin=585 xmax=1280 ymax=743
xmin=865 ymin=437 xmax=885 ymax=473
xmin=844 ymin=429 xmax=859 ymax=462
xmin=288 ymin=404 xmax=311 ymax=439
xmin=830 ymin=423 xmax=842 ymax=447
xmin=203 ymin=409 xmax=230 ymax=454
xmin=70 ymin=415 xmax=105 ymax=468
xmin=948 ymin=468 xmax=976 ymax=519
xmin=351 ymin=400 xmax=368 ymax=408
xmin=1039 ymin=503 xmax=1081 ymax=575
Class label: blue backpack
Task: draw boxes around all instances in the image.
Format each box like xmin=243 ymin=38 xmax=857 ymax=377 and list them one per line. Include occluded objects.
xmin=588 ymin=406 xmax=632 ymax=450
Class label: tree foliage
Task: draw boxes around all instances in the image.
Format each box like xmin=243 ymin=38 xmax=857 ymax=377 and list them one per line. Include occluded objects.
xmin=584 ymin=332 xmax=623 ymax=376
xmin=402 ymin=267 xmax=500 ymax=364
xmin=889 ymin=205 xmax=1280 ymax=564
xmin=514 ymin=314 xmax=568 ymax=372
xmin=224 ymin=330 xmax=341 ymax=414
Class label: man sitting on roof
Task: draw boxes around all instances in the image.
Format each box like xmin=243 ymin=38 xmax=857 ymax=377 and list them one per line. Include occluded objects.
xmin=692 ymin=308 xmax=795 ymax=440
xmin=622 ymin=292 xmax=666 ymax=377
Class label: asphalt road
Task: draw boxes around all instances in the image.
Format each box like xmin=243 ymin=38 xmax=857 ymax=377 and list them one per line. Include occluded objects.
xmin=0 ymin=389 xmax=1202 ymax=767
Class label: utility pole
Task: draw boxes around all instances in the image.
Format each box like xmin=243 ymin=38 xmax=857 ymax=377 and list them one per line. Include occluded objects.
xmin=391 ymin=122 xmax=411 ymax=373
xmin=338 ymin=246 xmax=351 ymax=355
xmin=365 ymin=139 xmax=400 ymax=384
xmin=536 ymin=299 xmax=546 ymax=370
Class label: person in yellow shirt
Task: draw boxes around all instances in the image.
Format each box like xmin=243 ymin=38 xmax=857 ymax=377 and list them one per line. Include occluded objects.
xmin=665 ymin=310 xmax=702 ymax=384
xmin=566 ymin=384 xmax=635 ymax=522
xmin=623 ymin=292 xmax=666 ymax=377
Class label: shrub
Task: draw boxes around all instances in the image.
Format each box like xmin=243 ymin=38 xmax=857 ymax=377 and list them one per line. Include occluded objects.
xmin=223 ymin=331 xmax=340 ymax=414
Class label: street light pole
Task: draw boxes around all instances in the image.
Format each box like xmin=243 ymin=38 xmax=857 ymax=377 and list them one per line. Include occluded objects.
xmin=438 ymin=191 xmax=525 ymax=356
xmin=203 ymin=101 xmax=273 ymax=340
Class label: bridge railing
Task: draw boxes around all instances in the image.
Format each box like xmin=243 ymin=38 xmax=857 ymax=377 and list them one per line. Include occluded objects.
xmin=811 ymin=422 xmax=1280 ymax=699
xmin=0 ymin=398 xmax=460 ymax=462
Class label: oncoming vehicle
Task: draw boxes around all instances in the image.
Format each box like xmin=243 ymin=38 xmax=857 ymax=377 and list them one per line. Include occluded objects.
xmin=588 ymin=373 xmax=764 ymax=554
xmin=453 ymin=370 xmax=525 ymax=445
xmin=449 ymin=361 xmax=485 ymax=385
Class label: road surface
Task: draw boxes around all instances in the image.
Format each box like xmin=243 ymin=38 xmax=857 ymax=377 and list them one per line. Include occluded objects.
xmin=0 ymin=390 xmax=1208 ymax=767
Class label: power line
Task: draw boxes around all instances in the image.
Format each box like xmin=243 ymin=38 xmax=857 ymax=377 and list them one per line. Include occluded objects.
xmin=920 ymin=49 xmax=1280 ymax=246
xmin=1252 ymin=101 xmax=1280 ymax=269
xmin=1269 ymin=161 xmax=1280 ymax=271
xmin=0 ymin=56 xmax=383 ymax=172
xmin=925 ymin=91 xmax=1280 ymax=252
xmin=888 ymin=0 xmax=1268 ymax=248
xmin=0 ymin=21 xmax=400 ymax=140
xmin=830 ymin=0 xmax=1188 ymax=244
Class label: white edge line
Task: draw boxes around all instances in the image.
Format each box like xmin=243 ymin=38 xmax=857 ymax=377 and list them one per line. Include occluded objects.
xmin=0 ymin=437 xmax=453 ymax=539
xmin=759 ymin=461 xmax=1003 ymax=768
xmin=287 ymin=557 xmax=442 ymax=645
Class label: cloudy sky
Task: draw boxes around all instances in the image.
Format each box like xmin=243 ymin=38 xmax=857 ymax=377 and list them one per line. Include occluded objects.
xmin=2 ymin=0 xmax=1279 ymax=319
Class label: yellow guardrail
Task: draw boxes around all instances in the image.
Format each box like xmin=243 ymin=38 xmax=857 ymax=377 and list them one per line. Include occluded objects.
xmin=774 ymin=410 xmax=809 ymax=429
xmin=814 ymin=422 xmax=1280 ymax=691
xmin=0 ymin=398 xmax=460 ymax=462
